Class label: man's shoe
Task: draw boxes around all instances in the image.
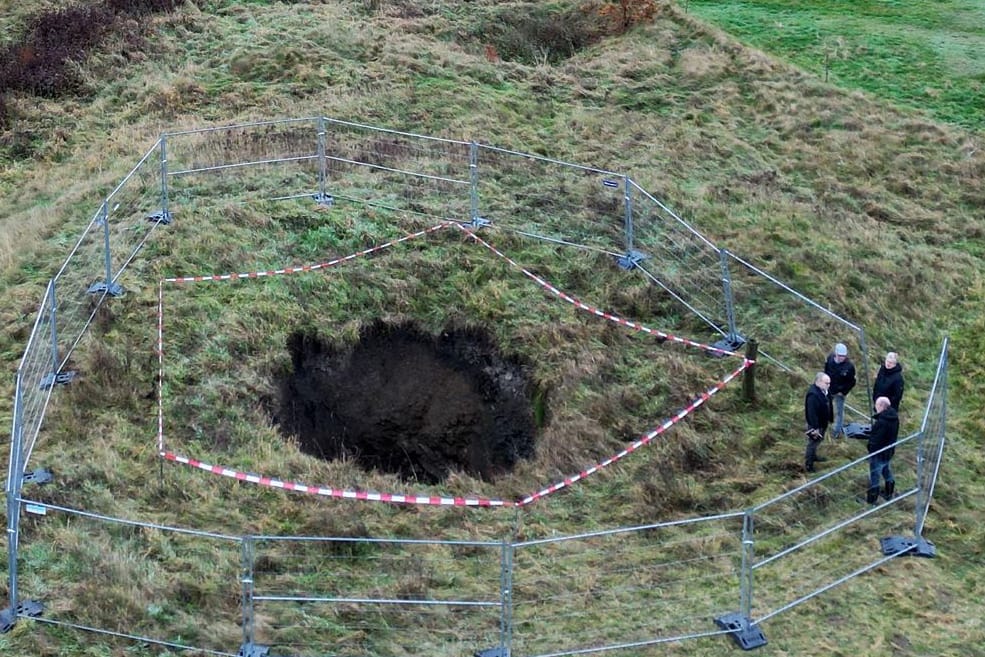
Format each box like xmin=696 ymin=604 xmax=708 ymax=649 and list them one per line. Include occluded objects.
xmin=805 ymin=463 xmax=815 ymax=473
xmin=882 ymin=481 xmax=895 ymax=500
xmin=813 ymin=456 xmax=828 ymax=462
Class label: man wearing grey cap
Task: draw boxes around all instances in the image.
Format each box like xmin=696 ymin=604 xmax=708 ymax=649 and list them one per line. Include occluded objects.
xmin=824 ymin=342 xmax=857 ymax=439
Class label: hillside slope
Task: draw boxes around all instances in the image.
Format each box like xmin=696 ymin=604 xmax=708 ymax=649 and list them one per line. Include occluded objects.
xmin=1 ymin=2 xmax=983 ymax=656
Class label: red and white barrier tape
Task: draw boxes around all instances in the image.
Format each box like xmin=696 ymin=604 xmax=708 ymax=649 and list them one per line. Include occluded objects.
xmin=516 ymin=358 xmax=751 ymax=506
xmin=163 ymin=223 xmax=450 ymax=284
xmin=457 ymin=224 xmax=741 ymax=358
xmin=160 ymin=451 xmax=513 ymax=507
xmin=158 ymin=360 xmax=749 ymax=507
xmin=156 ymin=223 xmax=754 ymax=507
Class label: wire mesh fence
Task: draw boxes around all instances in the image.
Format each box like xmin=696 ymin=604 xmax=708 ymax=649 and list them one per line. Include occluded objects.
xmin=629 ymin=181 xmax=728 ymax=336
xmin=511 ymin=514 xmax=744 ymax=657
xmin=748 ymin=434 xmax=920 ymax=622
xmin=105 ymin=140 xmax=169 ymax=281
xmin=166 ymin=118 xmax=323 ymax=207
xmin=3 ymin=117 xmax=950 ymax=656
xmin=11 ymin=502 xmax=243 ymax=656
xmin=51 ymin=212 xmax=110 ymax=371
xmin=476 ymin=146 xmax=627 ymax=256
xmin=13 ymin=282 xmax=57 ymax=467
xmin=249 ymin=536 xmax=505 ymax=657
xmin=321 ymin=118 xmax=472 ymax=224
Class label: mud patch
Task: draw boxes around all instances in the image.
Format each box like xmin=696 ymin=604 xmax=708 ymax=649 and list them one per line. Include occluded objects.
xmin=276 ymin=320 xmax=537 ymax=484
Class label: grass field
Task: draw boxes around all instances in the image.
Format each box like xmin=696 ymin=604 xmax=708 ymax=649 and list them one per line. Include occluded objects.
xmin=686 ymin=0 xmax=985 ymax=130
xmin=1 ymin=1 xmax=984 ymax=656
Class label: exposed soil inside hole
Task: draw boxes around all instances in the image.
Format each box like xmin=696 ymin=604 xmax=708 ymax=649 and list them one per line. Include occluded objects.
xmin=275 ymin=320 xmax=538 ymax=484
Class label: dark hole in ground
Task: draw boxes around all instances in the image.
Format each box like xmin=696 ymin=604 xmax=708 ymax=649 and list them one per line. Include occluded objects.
xmin=276 ymin=320 xmax=538 ymax=485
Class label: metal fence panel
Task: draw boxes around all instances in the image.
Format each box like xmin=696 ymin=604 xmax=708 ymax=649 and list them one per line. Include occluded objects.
xmin=321 ymin=118 xmax=472 ymax=224
xmin=166 ymin=118 xmax=322 ymax=206
xmin=475 ymin=146 xmax=626 ymax=255
xmin=726 ymin=251 xmax=868 ymax=381
xmin=749 ymin=436 xmax=920 ymax=622
xmin=14 ymin=283 xmax=57 ymax=468
xmin=13 ymin=504 xmax=242 ymax=655
xmin=105 ymin=140 xmax=167 ymax=281
xmin=251 ymin=536 xmax=504 ymax=657
xmin=51 ymin=210 xmax=110 ymax=370
xmin=628 ymin=182 xmax=728 ymax=335
xmin=511 ymin=515 xmax=743 ymax=657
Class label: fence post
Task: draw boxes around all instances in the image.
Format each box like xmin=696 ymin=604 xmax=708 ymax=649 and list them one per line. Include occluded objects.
xmin=469 ymin=141 xmax=489 ymax=229
xmin=499 ymin=538 xmax=514 ymax=656
xmin=857 ymin=328 xmax=872 ymax=412
xmin=87 ymin=201 xmax=124 ymax=297
xmin=48 ymin=280 xmax=59 ymax=380
xmin=617 ymin=177 xmax=645 ymax=270
xmin=2 ymin=370 xmax=25 ymax=630
xmin=720 ymin=248 xmax=742 ymax=346
xmin=739 ymin=511 xmax=754 ymax=624
xmin=157 ymin=135 xmax=173 ymax=225
xmin=715 ymin=510 xmax=766 ymax=649
xmin=314 ymin=117 xmax=333 ymax=207
xmin=915 ymin=338 xmax=948 ymax=539
xmin=39 ymin=280 xmax=73 ymax=388
xmin=624 ymin=174 xmax=634 ymax=255
xmin=1 ymin=370 xmax=43 ymax=633
xmin=240 ymin=535 xmax=257 ymax=651
xmin=743 ymin=339 xmax=758 ymax=403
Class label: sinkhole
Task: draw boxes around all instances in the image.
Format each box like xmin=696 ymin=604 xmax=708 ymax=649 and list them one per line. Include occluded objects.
xmin=276 ymin=320 xmax=539 ymax=484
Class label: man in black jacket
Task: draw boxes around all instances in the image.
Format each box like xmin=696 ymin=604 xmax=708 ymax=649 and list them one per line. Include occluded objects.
xmin=873 ymin=351 xmax=904 ymax=411
xmin=824 ymin=342 xmax=857 ymax=438
xmin=803 ymin=372 xmax=833 ymax=473
xmin=865 ymin=396 xmax=900 ymax=505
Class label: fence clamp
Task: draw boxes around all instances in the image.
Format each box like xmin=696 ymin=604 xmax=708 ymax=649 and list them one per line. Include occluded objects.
xmin=0 ymin=600 xmax=44 ymax=634
xmin=715 ymin=612 xmax=767 ymax=650
xmin=146 ymin=210 xmax=174 ymax=225
xmin=616 ymin=250 xmax=647 ymax=271
xmin=881 ymin=535 xmax=936 ymax=558
xmin=22 ymin=468 xmax=54 ymax=486
xmin=40 ymin=370 xmax=77 ymax=390
xmin=311 ymin=192 xmax=335 ymax=208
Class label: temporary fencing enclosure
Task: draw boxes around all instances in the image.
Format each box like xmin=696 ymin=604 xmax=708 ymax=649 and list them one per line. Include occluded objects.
xmin=2 ymin=118 xmax=947 ymax=656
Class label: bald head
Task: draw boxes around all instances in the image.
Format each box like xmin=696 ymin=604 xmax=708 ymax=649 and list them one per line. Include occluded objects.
xmin=875 ymin=396 xmax=891 ymax=413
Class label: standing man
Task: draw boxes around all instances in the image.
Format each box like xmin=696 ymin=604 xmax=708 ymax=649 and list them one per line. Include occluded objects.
xmin=824 ymin=342 xmax=857 ymax=438
xmin=873 ymin=351 xmax=904 ymax=411
xmin=803 ymin=372 xmax=833 ymax=473
xmin=865 ymin=396 xmax=900 ymax=504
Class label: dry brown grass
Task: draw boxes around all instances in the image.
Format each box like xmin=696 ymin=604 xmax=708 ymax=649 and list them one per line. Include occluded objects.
xmin=1 ymin=1 xmax=983 ymax=655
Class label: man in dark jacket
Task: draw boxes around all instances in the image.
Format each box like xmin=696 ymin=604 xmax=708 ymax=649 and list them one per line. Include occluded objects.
xmin=873 ymin=351 xmax=904 ymax=411
xmin=824 ymin=342 xmax=857 ymax=438
xmin=865 ymin=396 xmax=900 ymax=504
xmin=803 ymin=372 xmax=833 ymax=473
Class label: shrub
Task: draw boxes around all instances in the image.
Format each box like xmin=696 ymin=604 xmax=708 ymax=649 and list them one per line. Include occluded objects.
xmin=0 ymin=0 xmax=183 ymax=99
xmin=472 ymin=3 xmax=610 ymax=66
